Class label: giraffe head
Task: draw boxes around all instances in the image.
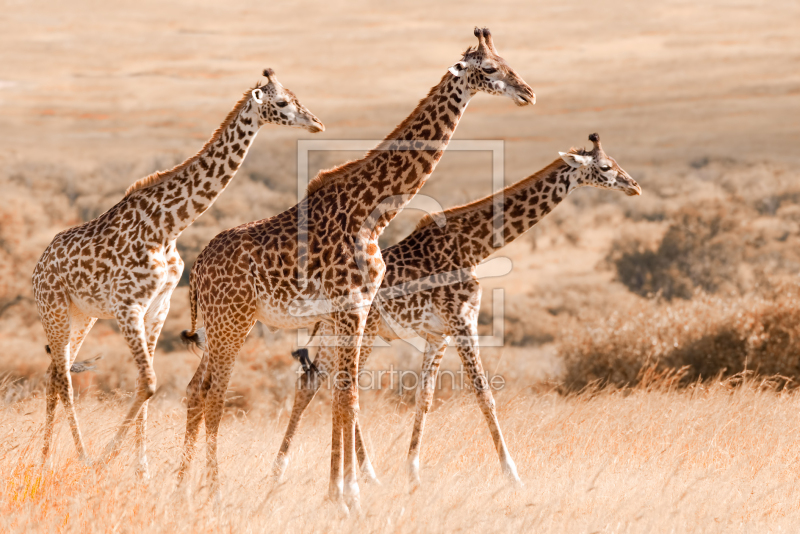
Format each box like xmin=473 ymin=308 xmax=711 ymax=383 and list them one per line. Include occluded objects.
xmin=559 ymin=133 xmax=641 ymax=196
xmin=448 ymin=27 xmax=535 ymax=106
xmin=250 ymin=69 xmax=325 ymax=133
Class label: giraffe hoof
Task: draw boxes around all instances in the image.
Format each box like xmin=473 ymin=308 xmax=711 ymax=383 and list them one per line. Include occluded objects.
xmin=327 ymin=496 xmax=350 ymax=519
xmin=271 ymin=455 xmax=288 ymax=482
xmin=345 ymin=497 xmax=362 ymax=517
xmin=136 ymin=465 xmax=151 ymax=481
xmin=362 ymin=474 xmax=381 ymax=486
xmin=359 ymin=460 xmax=381 ymax=485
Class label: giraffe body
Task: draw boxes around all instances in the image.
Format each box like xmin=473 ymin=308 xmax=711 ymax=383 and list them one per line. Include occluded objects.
xmin=32 ymin=69 xmax=323 ymax=474
xmin=178 ymin=28 xmax=534 ymax=512
xmin=272 ymin=134 xmax=641 ymax=487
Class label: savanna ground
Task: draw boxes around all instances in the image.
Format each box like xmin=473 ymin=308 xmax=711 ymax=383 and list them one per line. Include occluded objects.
xmin=2 ymin=0 xmax=800 ymax=531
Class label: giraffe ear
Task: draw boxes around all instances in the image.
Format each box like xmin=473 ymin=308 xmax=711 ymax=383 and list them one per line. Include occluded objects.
xmin=252 ymin=88 xmax=264 ymax=104
xmin=559 ymin=152 xmax=592 ymax=168
xmin=449 ymin=61 xmax=467 ymax=77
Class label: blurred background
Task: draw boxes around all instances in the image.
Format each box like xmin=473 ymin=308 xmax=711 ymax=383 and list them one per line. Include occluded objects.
xmin=2 ymin=0 xmax=800 ymax=409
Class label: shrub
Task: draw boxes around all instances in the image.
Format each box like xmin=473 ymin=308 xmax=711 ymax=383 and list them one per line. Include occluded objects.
xmin=610 ymin=202 xmax=744 ymax=300
xmin=558 ymin=284 xmax=800 ymax=391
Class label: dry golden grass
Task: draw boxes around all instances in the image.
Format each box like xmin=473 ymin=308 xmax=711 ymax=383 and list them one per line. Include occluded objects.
xmin=3 ymin=378 xmax=800 ymax=533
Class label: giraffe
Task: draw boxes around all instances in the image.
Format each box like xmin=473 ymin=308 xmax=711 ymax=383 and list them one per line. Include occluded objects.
xmin=271 ymin=134 xmax=641 ymax=487
xmin=178 ymin=28 xmax=534 ymax=512
xmin=32 ymin=69 xmax=324 ymax=477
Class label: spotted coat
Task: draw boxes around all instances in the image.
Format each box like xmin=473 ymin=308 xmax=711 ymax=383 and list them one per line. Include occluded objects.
xmin=31 ymin=69 xmax=323 ymax=475
xmin=273 ymin=134 xmax=641 ymax=486
xmin=179 ymin=28 xmax=535 ymax=512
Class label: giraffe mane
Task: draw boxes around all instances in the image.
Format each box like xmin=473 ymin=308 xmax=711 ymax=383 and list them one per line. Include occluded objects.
xmin=413 ymin=157 xmax=569 ymax=231
xmin=304 ymin=71 xmax=454 ymax=196
xmin=124 ymin=85 xmax=261 ymax=197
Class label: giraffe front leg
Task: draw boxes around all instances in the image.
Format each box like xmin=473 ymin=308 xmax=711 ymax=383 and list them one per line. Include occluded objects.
xmin=135 ymin=287 xmax=175 ymax=480
xmin=452 ymin=322 xmax=521 ymax=485
xmin=354 ymin=309 xmax=380 ymax=485
xmin=330 ymin=308 xmax=369 ymax=514
xmin=407 ymin=336 xmax=448 ymax=488
xmin=100 ymin=309 xmax=154 ymax=465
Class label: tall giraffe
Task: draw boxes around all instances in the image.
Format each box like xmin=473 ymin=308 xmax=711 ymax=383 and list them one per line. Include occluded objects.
xmin=32 ymin=69 xmax=324 ymax=476
xmin=271 ymin=134 xmax=641 ymax=487
xmin=178 ymin=28 xmax=534 ymax=511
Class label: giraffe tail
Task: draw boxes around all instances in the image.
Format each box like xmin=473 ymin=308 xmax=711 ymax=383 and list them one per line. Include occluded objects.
xmin=180 ymin=266 xmax=207 ymax=352
xmin=180 ymin=328 xmax=207 ymax=353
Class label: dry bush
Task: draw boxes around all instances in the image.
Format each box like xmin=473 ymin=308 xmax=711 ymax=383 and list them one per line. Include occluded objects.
xmin=608 ymin=160 xmax=800 ymax=301
xmin=479 ymin=293 xmax=558 ymax=347
xmin=559 ymin=283 xmax=800 ymax=391
xmin=609 ymin=202 xmax=745 ymax=300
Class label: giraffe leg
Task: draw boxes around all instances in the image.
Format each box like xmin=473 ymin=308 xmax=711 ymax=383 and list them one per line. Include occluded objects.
xmin=407 ymin=336 xmax=448 ymax=487
xmin=100 ymin=309 xmax=154 ymax=464
xmin=329 ymin=308 xmax=369 ymax=514
xmin=203 ymin=321 xmax=254 ymax=494
xmin=178 ymin=350 xmax=210 ymax=483
xmin=42 ymin=362 xmax=58 ymax=464
xmin=451 ymin=320 xmax=520 ymax=484
xmin=354 ymin=311 xmax=380 ymax=484
xmin=41 ymin=303 xmax=95 ymax=464
xmin=272 ymin=325 xmax=334 ymax=481
xmin=329 ymin=401 xmax=344 ymax=506
xmin=135 ymin=282 xmax=177 ymax=480
xmin=354 ymin=421 xmax=379 ymax=484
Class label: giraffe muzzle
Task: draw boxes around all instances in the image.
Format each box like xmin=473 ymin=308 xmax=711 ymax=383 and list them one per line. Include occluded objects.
xmin=513 ymin=87 xmax=536 ymax=106
xmin=306 ymin=118 xmax=325 ymax=133
xmin=623 ymin=180 xmax=642 ymax=196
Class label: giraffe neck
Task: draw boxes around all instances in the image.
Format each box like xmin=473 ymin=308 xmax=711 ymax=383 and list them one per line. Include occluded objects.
xmin=347 ymin=72 xmax=473 ymax=238
xmin=453 ymin=160 xmax=582 ymax=264
xmin=132 ymin=100 xmax=261 ymax=242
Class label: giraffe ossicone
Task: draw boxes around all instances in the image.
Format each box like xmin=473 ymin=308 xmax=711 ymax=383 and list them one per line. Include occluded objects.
xmin=32 ymin=69 xmax=324 ymax=476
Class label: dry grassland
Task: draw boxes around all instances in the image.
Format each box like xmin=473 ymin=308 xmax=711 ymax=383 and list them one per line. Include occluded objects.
xmin=3 ymin=378 xmax=800 ymax=533
xmin=2 ymin=0 xmax=800 ymax=531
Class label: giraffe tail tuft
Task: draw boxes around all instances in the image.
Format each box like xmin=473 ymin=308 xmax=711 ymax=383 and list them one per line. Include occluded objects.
xmin=291 ymin=348 xmax=316 ymax=374
xmin=70 ymin=355 xmax=104 ymax=374
xmin=180 ymin=328 xmax=207 ymax=353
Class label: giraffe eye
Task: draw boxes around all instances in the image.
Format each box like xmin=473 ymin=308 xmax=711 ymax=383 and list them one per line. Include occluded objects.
xmin=600 ymin=165 xmax=611 ymax=172
xmin=482 ymin=67 xmax=497 ymax=74
xmin=276 ymin=101 xmax=289 ymax=108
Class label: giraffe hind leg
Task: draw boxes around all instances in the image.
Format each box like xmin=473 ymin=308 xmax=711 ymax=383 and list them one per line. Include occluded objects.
xmin=41 ymin=305 xmax=96 ymax=464
xmin=272 ymin=365 xmax=322 ymax=481
xmin=202 ymin=319 xmax=255 ymax=495
xmin=407 ymin=336 xmax=448 ymax=488
xmin=178 ymin=350 xmax=210 ymax=484
xmin=273 ymin=323 xmax=334 ymax=481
